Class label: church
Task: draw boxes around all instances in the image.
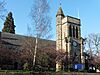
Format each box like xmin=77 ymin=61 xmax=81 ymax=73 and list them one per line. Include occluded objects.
xmin=0 ymin=7 xmax=84 ymax=71
xmin=56 ymin=7 xmax=84 ymax=71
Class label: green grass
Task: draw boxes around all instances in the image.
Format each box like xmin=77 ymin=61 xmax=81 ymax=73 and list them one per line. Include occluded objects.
xmin=0 ymin=70 xmax=99 ymax=75
xmin=0 ymin=70 xmax=32 ymax=74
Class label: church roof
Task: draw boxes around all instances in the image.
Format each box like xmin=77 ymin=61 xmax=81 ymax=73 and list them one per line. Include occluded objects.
xmin=0 ymin=32 xmax=56 ymax=51
xmin=56 ymin=7 xmax=65 ymax=17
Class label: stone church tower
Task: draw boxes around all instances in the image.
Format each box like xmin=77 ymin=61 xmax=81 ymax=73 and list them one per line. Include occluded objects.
xmin=56 ymin=7 xmax=84 ymax=71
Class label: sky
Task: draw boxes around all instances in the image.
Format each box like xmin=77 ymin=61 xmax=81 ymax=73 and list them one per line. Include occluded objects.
xmin=0 ymin=0 xmax=100 ymax=40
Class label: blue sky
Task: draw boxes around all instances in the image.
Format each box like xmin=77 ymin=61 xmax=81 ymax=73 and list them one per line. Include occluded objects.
xmin=0 ymin=0 xmax=100 ymax=40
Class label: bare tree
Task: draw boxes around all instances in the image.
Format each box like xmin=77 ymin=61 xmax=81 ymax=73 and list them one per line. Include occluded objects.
xmin=21 ymin=38 xmax=66 ymax=71
xmin=0 ymin=0 xmax=6 ymax=30
xmin=0 ymin=0 xmax=6 ymax=20
xmin=85 ymin=33 xmax=100 ymax=56
xmin=84 ymin=33 xmax=100 ymax=70
xmin=31 ymin=0 xmax=52 ymax=38
xmin=0 ymin=45 xmax=20 ymax=69
xmin=21 ymin=37 xmax=35 ymax=65
xmin=30 ymin=0 xmax=52 ymax=68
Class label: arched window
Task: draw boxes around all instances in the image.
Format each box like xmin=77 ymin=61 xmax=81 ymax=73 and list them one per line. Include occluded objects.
xmin=76 ymin=27 xmax=78 ymax=38
xmin=69 ymin=25 xmax=72 ymax=37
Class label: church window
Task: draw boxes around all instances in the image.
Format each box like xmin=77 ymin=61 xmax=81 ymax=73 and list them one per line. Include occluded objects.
xmin=73 ymin=26 xmax=75 ymax=37
xmin=69 ymin=25 xmax=72 ymax=37
xmin=76 ymin=27 xmax=78 ymax=38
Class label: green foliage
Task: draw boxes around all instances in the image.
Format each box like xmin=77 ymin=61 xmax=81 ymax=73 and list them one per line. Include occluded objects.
xmin=0 ymin=70 xmax=32 ymax=74
xmin=20 ymin=38 xmax=57 ymax=71
xmin=35 ymin=50 xmax=49 ymax=71
xmin=96 ymin=63 xmax=100 ymax=70
xmin=2 ymin=12 xmax=15 ymax=34
xmin=23 ymin=62 xmax=29 ymax=70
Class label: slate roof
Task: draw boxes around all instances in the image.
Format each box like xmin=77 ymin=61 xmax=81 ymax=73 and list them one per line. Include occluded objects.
xmin=0 ymin=32 xmax=56 ymax=50
xmin=56 ymin=7 xmax=65 ymax=17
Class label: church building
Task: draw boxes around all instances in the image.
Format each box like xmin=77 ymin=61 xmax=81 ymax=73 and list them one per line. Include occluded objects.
xmin=56 ymin=7 xmax=84 ymax=71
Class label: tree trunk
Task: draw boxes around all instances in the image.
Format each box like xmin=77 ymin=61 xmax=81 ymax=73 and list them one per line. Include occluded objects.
xmin=33 ymin=36 xmax=38 ymax=69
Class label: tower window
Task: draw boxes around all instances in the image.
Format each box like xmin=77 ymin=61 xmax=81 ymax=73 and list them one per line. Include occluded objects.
xmin=69 ymin=25 xmax=72 ymax=37
xmin=73 ymin=26 xmax=75 ymax=37
xmin=76 ymin=27 xmax=78 ymax=38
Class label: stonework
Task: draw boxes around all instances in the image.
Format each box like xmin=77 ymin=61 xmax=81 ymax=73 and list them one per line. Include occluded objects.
xmin=56 ymin=7 xmax=84 ymax=71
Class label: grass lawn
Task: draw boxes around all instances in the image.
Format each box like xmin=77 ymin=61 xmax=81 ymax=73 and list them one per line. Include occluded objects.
xmin=0 ymin=70 xmax=100 ymax=75
xmin=0 ymin=70 xmax=32 ymax=74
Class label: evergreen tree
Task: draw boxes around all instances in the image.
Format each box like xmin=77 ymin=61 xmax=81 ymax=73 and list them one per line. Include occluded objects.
xmin=2 ymin=12 xmax=15 ymax=34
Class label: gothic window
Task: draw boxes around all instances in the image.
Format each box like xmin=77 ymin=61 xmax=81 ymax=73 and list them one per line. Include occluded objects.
xmin=76 ymin=27 xmax=78 ymax=38
xmin=73 ymin=26 xmax=75 ymax=37
xmin=69 ymin=25 xmax=72 ymax=37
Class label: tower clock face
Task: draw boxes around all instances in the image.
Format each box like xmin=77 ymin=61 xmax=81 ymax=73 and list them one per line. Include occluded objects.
xmin=72 ymin=41 xmax=78 ymax=47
